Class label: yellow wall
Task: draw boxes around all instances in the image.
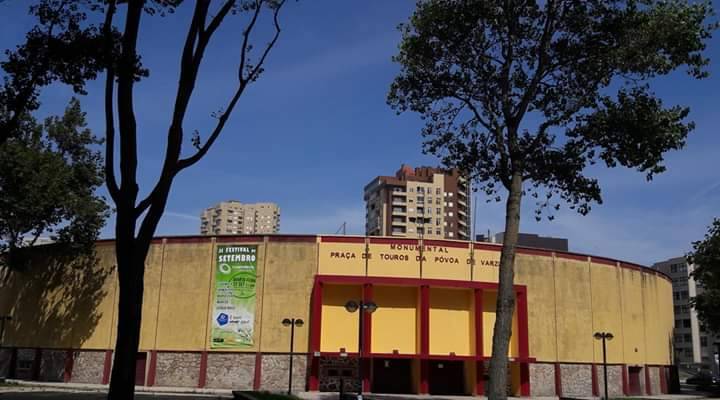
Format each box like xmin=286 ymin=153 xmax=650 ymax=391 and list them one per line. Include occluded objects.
xmin=429 ymin=288 xmax=472 ymax=356
xmin=482 ymin=291 xmax=518 ymax=357
xmin=258 ymin=241 xmax=317 ymax=353
xmin=514 ymin=254 xmax=556 ymax=361
xmin=155 ymin=241 xmax=214 ymax=351
xmin=620 ymin=267 xmax=647 ymax=365
xmin=589 ymin=263 xmax=625 ymax=364
xmin=320 ymin=284 xmax=361 ymax=352
xmin=554 ymin=259 xmax=594 ymax=362
xmin=0 ymin=236 xmax=674 ymax=368
xmin=371 ymin=285 xmax=417 ymax=354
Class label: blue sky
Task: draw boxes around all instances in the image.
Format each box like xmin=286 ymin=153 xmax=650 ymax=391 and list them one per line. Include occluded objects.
xmin=1 ymin=1 xmax=719 ymax=266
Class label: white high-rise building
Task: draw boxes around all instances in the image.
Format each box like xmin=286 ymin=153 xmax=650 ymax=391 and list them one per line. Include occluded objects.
xmin=200 ymin=201 xmax=280 ymax=235
xmin=653 ymin=256 xmax=720 ymax=375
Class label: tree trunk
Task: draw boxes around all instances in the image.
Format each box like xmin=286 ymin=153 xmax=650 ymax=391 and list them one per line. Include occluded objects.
xmin=486 ymin=171 xmax=523 ymax=400
xmin=107 ymin=206 xmax=146 ymax=400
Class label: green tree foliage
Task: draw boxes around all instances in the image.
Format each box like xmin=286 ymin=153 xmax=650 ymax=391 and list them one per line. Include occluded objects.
xmin=388 ymin=1 xmax=715 ymax=398
xmin=688 ymin=218 xmax=720 ymax=334
xmin=0 ymin=1 xmax=109 ymax=145
xmin=0 ymin=98 xmax=109 ymax=267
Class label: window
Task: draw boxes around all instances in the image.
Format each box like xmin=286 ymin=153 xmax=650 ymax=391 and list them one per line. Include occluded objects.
xmin=417 ymin=187 xmax=424 ymax=193
xmin=436 ymin=188 xmax=441 ymax=195
xmin=671 ymin=265 xmax=678 ymax=273
xmin=681 ymin=290 xmax=689 ymax=299
xmin=436 ymin=208 xmax=441 ymax=215
xmin=701 ymin=337 xmax=708 ymax=347
xmin=448 ymin=212 xmax=454 ymax=217
xmin=449 ymin=192 xmax=453 ymax=197
xmin=674 ymin=334 xmax=682 ymax=343
xmin=448 ymin=232 xmax=454 ymax=237
xmin=684 ymin=334 xmax=692 ymax=342
xmin=683 ymin=319 xmax=691 ymax=328
xmin=436 ymin=218 xmax=441 ymax=226
xmin=436 ymin=229 xmax=441 ymax=235
xmin=417 ymin=196 xmax=425 ymax=204
xmin=409 ymin=188 xmax=414 ymax=192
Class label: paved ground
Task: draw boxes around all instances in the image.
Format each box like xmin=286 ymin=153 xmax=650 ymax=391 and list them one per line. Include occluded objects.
xmin=0 ymin=393 xmax=229 ymax=400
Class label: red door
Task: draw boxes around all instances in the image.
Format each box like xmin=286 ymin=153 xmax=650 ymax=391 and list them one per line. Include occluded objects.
xmin=628 ymin=367 xmax=642 ymax=395
xmin=135 ymin=353 xmax=147 ymax=386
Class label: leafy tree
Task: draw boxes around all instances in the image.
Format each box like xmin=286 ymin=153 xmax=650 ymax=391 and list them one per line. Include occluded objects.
xmin=388 ymin=1 xmax=715 ymax=398
xmin=96 ymin=1 xmax=288 ymax=398
xmin=0 ymin=1 xmax=107 ymax=145
xmin=688 ymin=218 xmax=720 ymax=334
xmin=0 ymin=98 xmax=109 ymax=268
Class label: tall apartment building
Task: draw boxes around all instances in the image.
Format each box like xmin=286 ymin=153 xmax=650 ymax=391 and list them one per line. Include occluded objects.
xmin=200 ymin=201 xmax=280 ymax=235
xmin=364 ymin=164 xmax=470 ymax=240
xmin=653 ymin=256 xmax=720 ymax=374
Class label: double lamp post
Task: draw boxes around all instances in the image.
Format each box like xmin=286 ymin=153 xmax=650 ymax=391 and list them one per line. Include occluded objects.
xmin=281 ymin=317 xmax=304 ymax=395
xmin=345 ymin=300 xmax=377 ymax=400
xmin=594 ymin=331 xmax=614 ymax=400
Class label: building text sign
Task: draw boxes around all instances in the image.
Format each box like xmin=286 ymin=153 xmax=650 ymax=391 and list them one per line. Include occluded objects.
xmin=211 ymin=245 xmax=257 ymax=348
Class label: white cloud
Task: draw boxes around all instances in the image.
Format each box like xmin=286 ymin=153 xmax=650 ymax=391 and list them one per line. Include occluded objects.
xmin=164 ymin=211 xmax=200 ymax=221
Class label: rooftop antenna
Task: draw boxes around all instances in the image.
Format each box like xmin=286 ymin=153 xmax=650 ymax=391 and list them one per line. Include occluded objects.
xmin=335 ymin=222 xmax=347 ymax=235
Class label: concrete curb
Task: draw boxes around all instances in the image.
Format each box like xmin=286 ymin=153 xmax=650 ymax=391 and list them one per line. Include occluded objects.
xmin=0 ymin=379 xmax=233 ymax=397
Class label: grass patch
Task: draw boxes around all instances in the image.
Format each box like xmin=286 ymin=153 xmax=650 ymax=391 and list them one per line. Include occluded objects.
xmin=232 ymin=391 xmax=300 ymax=400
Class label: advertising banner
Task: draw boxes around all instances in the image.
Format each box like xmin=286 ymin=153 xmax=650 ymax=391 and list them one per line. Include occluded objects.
xmin=211 ymin=245 xmax=258 ymax=348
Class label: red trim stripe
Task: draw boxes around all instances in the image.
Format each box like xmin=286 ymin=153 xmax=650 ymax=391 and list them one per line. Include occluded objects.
xmin=556 ymin=253 xmax=588 ymax=262
xmin=424 ymin=239 xmax=469 ymax=248
xmin=215 ymin=236 xmax=264 ymax=243
xmin=268 ymin=235 xmax=316 ymax=242
xmin=197 ymin=351 xmax=207 ymax=388
xmin=621 ymin=364 xmax=629 ymax=395
xmin=591 ymin=364 xmax=599 ymax=396
xmin=102 ymin=350 xmax=112 ymax=385
xmin=516 ymin=247 xmax=547 ymax=256
xmin=147 ymin=350 xmax=157 ymax=386
xmin=475 ymin=361 xmax=485 ymax=395
xmin=517 ymin=289 xmax=529 ymax=358
xmin=554 ymin=363 xmax=562 ymax=396
xmin=520 ymin=363 xmax=530 ymax=396
xmin=253 ymin=353 xmax=262 ymax=390
xmin=368 ymin=237 xmax=418 ymax=245
xmin=321 ymin=236 xmax=365 ymax=243
xmin=63 ymin=350 xmax=74 ymax=383
xmin=591 ymin=257 xmax=617 ymax=267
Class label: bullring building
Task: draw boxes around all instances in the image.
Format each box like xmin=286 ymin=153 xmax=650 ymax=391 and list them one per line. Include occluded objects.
xmin=0 ymin=234 xmax=674 ymax=397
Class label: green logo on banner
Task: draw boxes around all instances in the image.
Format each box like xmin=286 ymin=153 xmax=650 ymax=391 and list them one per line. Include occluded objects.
xmin=211 ymin=245 xmax=257 ymax=348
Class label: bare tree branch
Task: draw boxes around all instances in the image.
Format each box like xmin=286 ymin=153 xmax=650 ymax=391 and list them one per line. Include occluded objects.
xmin=103 ymin=0 xmax=120 ymax=201
xmin=175 ymin=0 xmax=285 ymax=172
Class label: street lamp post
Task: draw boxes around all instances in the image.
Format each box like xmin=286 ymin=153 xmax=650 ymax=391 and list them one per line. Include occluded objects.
xmin=594 ymin=331 xmax=614 ymax=400
xmin=282 ymin=318 xmax=304 ymax=395
xmin=345 ymin=300 xmax=377 ymax=400
xmin=0 ymin=315 xmax=12 ymax=380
